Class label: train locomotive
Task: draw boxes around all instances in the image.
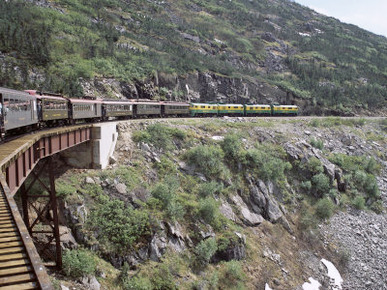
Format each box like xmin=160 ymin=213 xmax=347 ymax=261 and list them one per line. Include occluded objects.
xmin=0 ymin=86 xmax=298 ymax=139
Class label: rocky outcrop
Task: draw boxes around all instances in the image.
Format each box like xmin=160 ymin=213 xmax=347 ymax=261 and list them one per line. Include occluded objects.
xmin=231 ymin=195 xmax=264 ymax=226
xmin=212 ymin=232 xmax=246 ymax=263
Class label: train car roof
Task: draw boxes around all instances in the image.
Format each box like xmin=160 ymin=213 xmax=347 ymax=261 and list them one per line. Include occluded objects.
xmin=190 ymin=103 xmax=218 ymax=106
xmin=273 ymin=105 xmax=298 ymax=107
xmin=245 ymin=104 xmax=271 ymax=107
xmin=162 ymin=102 xmax=189 ymax=106
xmin=68 ymin=98 xmax=103 ymax=104
xmin=134 ymin=101 xmax=162 ymax=105
xmin=1 ymin=87 xmax=34 ymax=97
xmin=35 ymin=95 xmax=67 ymax=101
xmin=102 ymin=100 xmax=135 ymax=105
xmin=218 ymin=104 xmax=244 ymax=106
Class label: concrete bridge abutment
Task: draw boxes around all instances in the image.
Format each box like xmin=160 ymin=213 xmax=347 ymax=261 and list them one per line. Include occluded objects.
xmin=60 ymin=122 xmax=118 ymax=169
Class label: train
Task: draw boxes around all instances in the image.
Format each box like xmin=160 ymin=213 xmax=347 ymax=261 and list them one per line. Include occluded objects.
xmin=0 ymin=87 xmax=298 ymax=139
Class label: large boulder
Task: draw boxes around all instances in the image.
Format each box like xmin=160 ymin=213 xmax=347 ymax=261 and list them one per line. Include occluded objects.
xmin=231 ymin=195 xmax=264 ymax=226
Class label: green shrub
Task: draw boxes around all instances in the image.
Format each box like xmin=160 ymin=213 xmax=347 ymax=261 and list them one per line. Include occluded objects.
xmin=198 ymin=197 xmax=219 ymax=225
xmin=56 ymin=181 xmax=77 ymax=197
xmin=309 ymin=137 xmax=324 ymax=150
xmin=245 ymin=148 xmax=292 ymax=182
xmin=123 ymin=276 xmax=152 ymax=290
xmin=88 ymin=196 xmax=150 ymax=254
xmin=151 ymin=176 xmax=185 ymax=220
xmin=222 ymin=260 xmax=245 ymax=286
xmin=132 ymin=123 xmax=186 ymax=150
xmin=364 ymin=175 xmax=380 ymax=198
xmin=154 ymin=156 xmax=177 ymax=177
xmin=301 ymin=157 xmax=324 ymax=176
xmin=62 ymin=249 xmax=96 ymax=278
xmin=312 ymin=173 xmax=330 ymax=196
xmin=315 ymin=198 xmax=335 ymax=220
xmin=353 ymin=170 xmax=367 ymax=186
xmin=198 ymin=181 xmax=223 ymax=198
xmin=300 ymin=181 xmax=312 ymax=191
xmin=185 ymin=145 xmax=225 ymax=178
xmin=149 ymin=263 xmax=177 ymax=290
xmin=221 ymin=133 xmax=245 ymax=167
xmin=370 ymin=200 xmax=384 ymax=214
xmin=166 ymin=200 xmax=186 ymax=221
xmin=194 ymin=238 xmax=218 ymax=268
xmin=309 ymin=119 xmax=320 ymax=127
xmin=352 ymin=196 xmax=365 ymax=210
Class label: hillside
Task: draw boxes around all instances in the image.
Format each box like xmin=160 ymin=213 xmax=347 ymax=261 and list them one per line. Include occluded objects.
xmin=0 ymin=0 xmax=386 ymax=115
xmin=47 ymin=117 xmax=387 ymax=289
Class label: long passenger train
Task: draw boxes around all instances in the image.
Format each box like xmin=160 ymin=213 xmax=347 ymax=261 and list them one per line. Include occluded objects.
xmin=0 ymin=87 xmax=298 ymax=139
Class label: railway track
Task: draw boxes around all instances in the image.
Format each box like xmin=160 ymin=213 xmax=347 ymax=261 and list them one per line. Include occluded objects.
xmin=0 ymin=178 xmax=52 ymax=289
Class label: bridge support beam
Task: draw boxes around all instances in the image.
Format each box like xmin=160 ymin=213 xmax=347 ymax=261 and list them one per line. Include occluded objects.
xmin=21 ymin=156 xmax=62 ymax=269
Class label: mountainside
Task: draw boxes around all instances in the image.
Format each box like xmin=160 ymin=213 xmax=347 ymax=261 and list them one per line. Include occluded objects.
xmin=0 ymin=0 xmax=386 ymax=114
xmin=49 ymin=117 xmax=387 ymax=289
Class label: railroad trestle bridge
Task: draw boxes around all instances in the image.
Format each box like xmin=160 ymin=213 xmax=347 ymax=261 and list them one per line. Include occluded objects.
xmin=0 ymin=123 xmax=117 ymax=289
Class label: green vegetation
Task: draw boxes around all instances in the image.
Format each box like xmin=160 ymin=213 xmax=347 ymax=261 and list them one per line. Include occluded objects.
xmin=62 ymin=249 xmax=96 ymax=278
xmin=309 ymin=137 xmax=324 ymax=150
xmin=314 ymin=198 xmax=335 ymax=220
xmin=328 ymin=153 xmax=381 ymax=209
xmin=88 ymin=195 xmax=150 ymax=254
xmin=151 ymin=176 xmax=185 ymax=221
xmin=193 ymin=238 xmax=218 ymax=269
xmin=245 ymin=144 xmax=292 ymax=182
xmin=132 ymin=123 xmax=187 ymax=151
xmin=185 ymin=145 xmax=226 ymax=179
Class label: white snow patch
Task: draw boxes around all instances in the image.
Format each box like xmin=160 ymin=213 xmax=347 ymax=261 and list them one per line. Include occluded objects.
xmin=211 ymin=136 xmax=224 ymax=141
xmin=302 ymin=277 xmax=321 ymax=290
xmin=265 ymin=283 xmax=273 ymax=290
xmin=321 ymin=259 xmax=343 ymax=290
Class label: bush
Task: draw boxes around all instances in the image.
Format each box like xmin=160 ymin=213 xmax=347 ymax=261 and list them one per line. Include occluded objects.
xmin=309 ymin=137 xmax=324 ymax=150
xmin=302 ymin=157 xmax=324 ymax=176
xmin=364 ymin=175 xmax=380 ymax=198
xmin=88 ymin=196 xmax=150 ymax=254
xmin=185 ymin=145 xmax=225 ymax=178
xmin=56 ymin=181 xmax=77 ymax=197
xmin=198 ymin=197 xmax=219 ymax=225
xmin=197 ymin=181 xmax=223 ymax=198
xmin=245 ymin=148 xmax=292 ymax=182
xmin=132 ymin=123 xmax=186 ymax=150
xmin=312 ymin=173 xmax=330 ymax=197
xmin=194 ymin=238 xmax=218 ymax=268
xmin=300 ymin=181 xmax=312 ymax=191
xmin=221 ymin=260 xmax=245 ymax=285
xmin=315 ymin=198 xmax=335 ymax=220
xmin=151 ymin=176 xmax=185 ymax=220
xmin=123 ymin=276 xmax=152 ymax=290
xmin=149 ymin=263 xmax=177 ymax=290
xmin=352 ymin=196 xmax=365 ymax=210
xmin=221 ymin=133 xmax=245 ymax=167
xmin=62 ymin=249 xmax=96 ymax=279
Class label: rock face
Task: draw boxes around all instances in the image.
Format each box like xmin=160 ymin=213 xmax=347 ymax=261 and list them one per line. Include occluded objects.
xmin=231 ymin=195 xmax=264 ymax=226
xmin=248 ymin=179 xmax=284 ymax=223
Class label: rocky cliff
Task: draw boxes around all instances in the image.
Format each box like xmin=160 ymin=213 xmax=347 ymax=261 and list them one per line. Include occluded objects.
xmin=49 ymin=116 xmax=386 ymax=289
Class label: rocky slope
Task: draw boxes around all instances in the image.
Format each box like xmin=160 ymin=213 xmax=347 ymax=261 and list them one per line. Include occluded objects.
xmin=49 ymin=116 xmax=386 ymax=289
xmin=1 ymin=0 xmax=386 ymax=115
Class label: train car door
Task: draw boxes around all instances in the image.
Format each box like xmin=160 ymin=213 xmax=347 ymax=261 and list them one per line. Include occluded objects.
xmin=31 ymin=99 xmax=36 ymax=120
